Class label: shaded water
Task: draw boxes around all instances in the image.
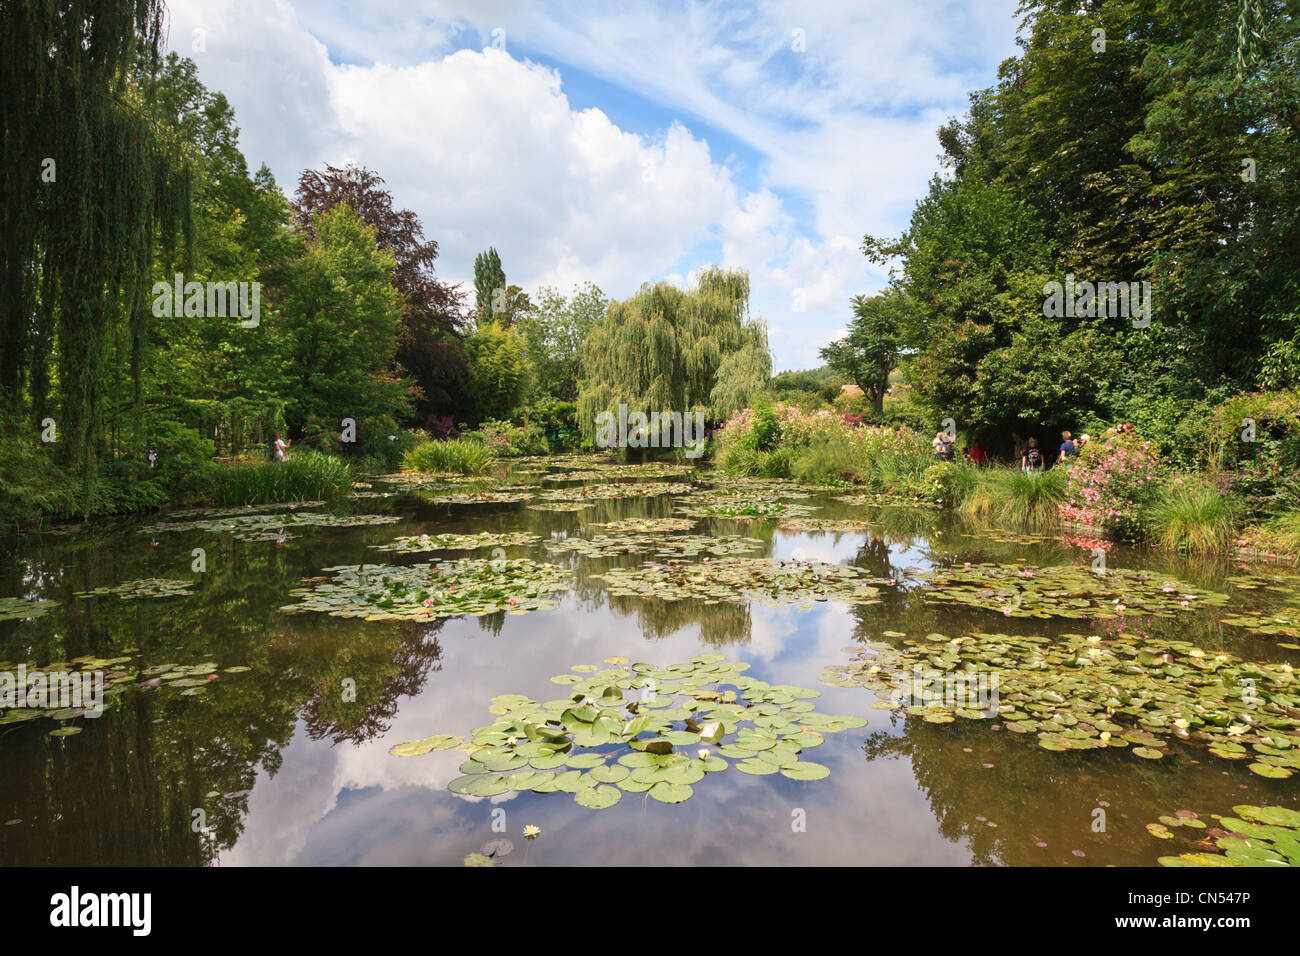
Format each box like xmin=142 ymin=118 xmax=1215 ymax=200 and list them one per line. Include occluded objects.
xmin=1 ymin=463 xmax=1297 ymax=866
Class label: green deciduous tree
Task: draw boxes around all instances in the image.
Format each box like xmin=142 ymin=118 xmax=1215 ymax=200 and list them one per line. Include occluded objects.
xmin=268 ymin=205 xmax=409 ymax=439
xmin=576 ymin=267 xmax=770 ymax=437
xmin=466 ymin=321 xmax=533 ymax=422
xmin=819 ymin=290 xmax=912 ymax=414
xmin=0 ymin=0 xmax=193 ymax=498
xmin=516 ymin=281 xmax=609 ymax=402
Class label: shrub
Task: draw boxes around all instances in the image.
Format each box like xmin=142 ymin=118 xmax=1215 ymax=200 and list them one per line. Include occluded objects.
xmin=404 ymin=438 xmax=497 ymax=474
xmin=461 ymin=419 xmax=546 ymax=457
xmin=1148 ymin=477 xmax=1241 ymax=552
xmin=1059 ymin=436 xmax=1166 ymax=537
xmin=205 ymin=449 xmax=354 ymax=505
xmin=962 ymin=466 xmax=1067 ymax=530
xmin=793 ymin=435 xmax=862 ymax=484
xmin=922 ymin=460 xmax=979 ymax=507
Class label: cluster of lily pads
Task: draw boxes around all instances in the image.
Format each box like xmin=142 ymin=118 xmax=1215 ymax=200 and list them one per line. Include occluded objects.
xmin=674 ymin=499 xmax=818 ymax=520
xmin=691 ymin=478 xmax=811 ymax=498
xmin=74 ymin=578 xmax=197 ymax=600
xmin=549 ymin=463 xmax=691 ymax=481
xmin=1154 ymin=805 xmax=1300 ymax=867
xmin=375 ymin=531 xmax=541 ymax=553
xmin=833 ymin=492 xmax=937 ymax=507
xmin=279 ymin=558 xmax=569 ymax=620
xmin=955 ymin=530 xmax=1061 ymax=546
xmin=777 ymin=518 xmax=876 ymax=534
xmin=594 ymin=557 xmax=886 ymax=607
xmin=376 ymin=472 xmax=488 ymax=488
xmin=820 ymin=630 xmax=1299 ymax=775
xmin=391 ymin=654 xmax=866 ymax=808
xmin=596 ymin=517 xmax=697 ymax=533
xmin=534 ymin=481 xmax=690 ymax=503
xmin=421 ymin=490 xmax=536 ymax=505
xmin=0 ymin=652 xmax=251 ymax=734
xmin=919 ymin=563 xmax=1229 ymax=620
xmin=545 ymin=532 xmax=763 ymax=560
xmin=140 ymin=511 xmax=401 ymax=541
xmin=0 ymin=597 xmax=60 ymax=622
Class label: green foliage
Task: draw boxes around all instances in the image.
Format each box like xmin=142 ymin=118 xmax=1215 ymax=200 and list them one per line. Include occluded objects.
xmin=147 ymin=421 xmax=215 ymax=496
xmin=577 ymin=267 xmax=771 ymax=437
xmin=204 ymin=450 xmax=354 ymax=505
xmin=747 ymin=399 xmax=782 ymax=452
xmin=1 ymin=1 xmax=193 ymax=499
xmin=877 ymin=1 xmax=1300 ymax=438
xmin=473 ymin=247 xmax=506 ymax=324
xmin=515 ymin=283 xmax=608 ymax=402
xmin=461 ymin=419 xmax=547 ymax=457
xmin=1212 ymin=392 xmax=1300 ymax=475
xmin=404 ymin=439 xmax=497 ymax=475
xmin=922 ymin=460 xmax=980 ymax=507
xmin=820 ymin=290 xmax=910 ymax=413
xmin=1148 ymin=478 xmax=1241 ymax=552
xmin=960 ymin=467 xmax=1067 ymax=531
xmin=792 ymin=435 xmax=866 ymax=485
xmin=269 ymin=205 xmax=410 ymax=434
xmin=466 ymin=322 xmax=533 ymax=422
xmin=771 ymin=368 xmax=838 ymax=408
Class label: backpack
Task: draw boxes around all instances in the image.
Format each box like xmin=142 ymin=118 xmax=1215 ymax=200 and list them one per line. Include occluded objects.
xmin=1026 ymin=446 xmax=1042 ymax=466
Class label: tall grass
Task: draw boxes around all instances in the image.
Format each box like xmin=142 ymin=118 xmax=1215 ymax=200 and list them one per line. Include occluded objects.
xmin=1148 ymin=479 xmax=1240 ymax=552
xmin=960 ymin=466 xmax=1067 ymax=530
xmin=404 ymin=438 xmax=497 ymax=475
xmin=718 ymin=443 xmax=796 ymax=478
xmin=792 ymin=437 xmax=863 ymax=484
xmin=205 ymin=450 xmax=354 ymax=505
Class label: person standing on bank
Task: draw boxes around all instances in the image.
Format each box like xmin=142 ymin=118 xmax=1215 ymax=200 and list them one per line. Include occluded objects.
xmin=1022 ymin=437 xmax=1044 ymax=472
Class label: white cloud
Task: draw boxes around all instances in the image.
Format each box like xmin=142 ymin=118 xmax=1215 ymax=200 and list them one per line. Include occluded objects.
xmin=166 ymin=0 xmax=1020 ymax=369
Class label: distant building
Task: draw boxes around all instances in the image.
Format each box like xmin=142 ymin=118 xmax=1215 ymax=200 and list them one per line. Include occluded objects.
xmin=840 ymin=384 xmax=863 ymax=397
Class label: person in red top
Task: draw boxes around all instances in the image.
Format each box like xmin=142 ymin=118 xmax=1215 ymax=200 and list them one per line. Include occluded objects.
xmin=967 ymin=441 xmax=988 ymax=466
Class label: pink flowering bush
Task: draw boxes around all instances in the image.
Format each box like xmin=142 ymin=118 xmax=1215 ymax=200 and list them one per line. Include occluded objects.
xmin=1058 ymin=436 xmax=1168 ymax=537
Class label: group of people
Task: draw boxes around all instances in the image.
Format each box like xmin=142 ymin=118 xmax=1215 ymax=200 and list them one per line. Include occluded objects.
xmin=934 ymin=424 xmax=1134 ymax=472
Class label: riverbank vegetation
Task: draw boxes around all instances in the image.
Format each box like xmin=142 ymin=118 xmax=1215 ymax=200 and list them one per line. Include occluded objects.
xmin=5 ymin=1 xmax=1300 ymax=564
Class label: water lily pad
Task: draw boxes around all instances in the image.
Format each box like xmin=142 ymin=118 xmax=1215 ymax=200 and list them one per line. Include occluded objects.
xmin=780 ymin=761 xmax=830 ymax=781
xmin=574 ymin=785 xmax=621 ymax=809
xmin=648 ymin=781 xmax=693 ymax=803
xmin=389 ymin=733 xmax=462 ymax=757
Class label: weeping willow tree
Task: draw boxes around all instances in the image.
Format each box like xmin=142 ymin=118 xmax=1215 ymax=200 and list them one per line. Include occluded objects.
xmin=577 ymin=268 xmax=771 ymax=442
xmin=0 ymin=0 xmax=193 ymax=499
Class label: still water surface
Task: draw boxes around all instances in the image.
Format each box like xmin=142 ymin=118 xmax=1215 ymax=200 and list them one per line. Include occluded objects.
xmin=1 ymin=463 xmax=1296 ymax=866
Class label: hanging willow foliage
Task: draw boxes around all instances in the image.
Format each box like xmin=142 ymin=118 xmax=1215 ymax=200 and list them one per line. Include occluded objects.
xmin=0 ymin=0 xmax=193 ymax=501
xmin=576 ymin=267 xmax=771 ymax=439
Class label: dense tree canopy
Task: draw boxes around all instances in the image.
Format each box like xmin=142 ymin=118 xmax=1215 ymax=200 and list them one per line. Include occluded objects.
xmin=576 ymin=268 xmax=771 ymax=439
xmin=0 ymin=0 xmax=193 ymax=492
xmin=871 ymin=0 xmax=1300 ymax=449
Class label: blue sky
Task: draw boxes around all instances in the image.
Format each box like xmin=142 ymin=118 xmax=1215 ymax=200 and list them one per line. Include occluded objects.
xmin=166 ymin=0 xmax=1022 ymax=369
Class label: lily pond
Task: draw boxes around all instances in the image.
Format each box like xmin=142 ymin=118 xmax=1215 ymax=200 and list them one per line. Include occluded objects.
xmin=2 ymin=459 xmax=1298 ymax=867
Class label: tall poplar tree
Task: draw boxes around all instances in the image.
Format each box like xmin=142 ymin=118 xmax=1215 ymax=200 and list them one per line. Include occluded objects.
xmin=473 ymin=247 xmax=506 ymax=325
